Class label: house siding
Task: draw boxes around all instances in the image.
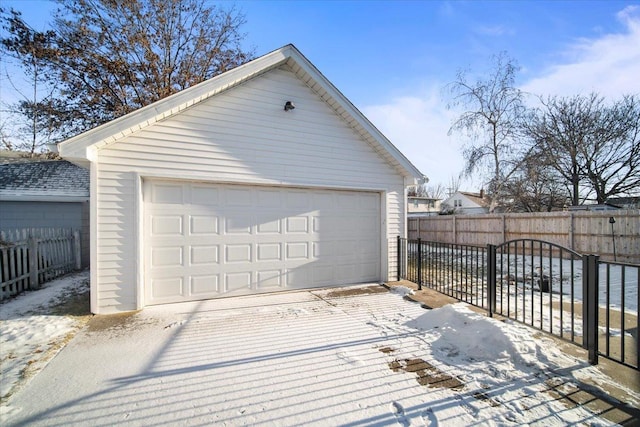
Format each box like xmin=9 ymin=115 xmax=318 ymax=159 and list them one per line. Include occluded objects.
xmin=0 ymin=200 xmax=90 ymax=267
xmin=94 ymin=66 xmax=405 ymax=313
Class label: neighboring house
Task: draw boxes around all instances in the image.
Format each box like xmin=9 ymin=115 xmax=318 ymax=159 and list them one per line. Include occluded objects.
xmin=441 ymin=191 xmax=490 ymax=215
xmin=407 ymin=196 xmax=441 ymax=217
xmin=606 ymin=196 xmax=640 ymax=210
xmin=57 ymin=44 xmax=423 ymax=314
xmin=568 ymin=203 xmax=621 ymax=212
xmin=0 ymin=157 xmax=90 ymax=267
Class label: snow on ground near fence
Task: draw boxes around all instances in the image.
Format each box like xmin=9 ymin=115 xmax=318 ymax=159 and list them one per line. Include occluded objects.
xmin=2 ymin=280 xmax=637 ymax=426
xmin=0 ymin=271 xmax=89 ymax=400
xmin=419 ymin=246 xmax=638 ymax=313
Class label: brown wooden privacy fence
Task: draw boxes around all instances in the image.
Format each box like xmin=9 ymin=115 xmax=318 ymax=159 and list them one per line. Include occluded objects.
xmin=408 ymin=210 xmax=640 ymax=264
xmin=0 ymin=228 xmax=82 ymax=301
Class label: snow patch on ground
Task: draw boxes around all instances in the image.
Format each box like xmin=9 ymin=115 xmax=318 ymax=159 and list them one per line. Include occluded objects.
xmin=390 ymin=285 xmax=415 ymax=297
xmin=1 ymin=280 xmax=637 ymax=426
xmin=0 ymin=271 xmax=90 ymax=400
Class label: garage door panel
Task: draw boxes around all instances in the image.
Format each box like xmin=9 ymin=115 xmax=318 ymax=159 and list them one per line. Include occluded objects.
xmin=257 ymin=270 xmax=283 ymax=288
xmin=190 ymin=215 xmax=219 ymax=234
xmin=190 ymin=186 xmax=219 ymax=205
xmin=190 ymin=275 xmax=219 ymax=295
xmin=151 ymin=183 xmax=184 ymax=204
xmin=225 ymin=187 xmax=252 ymax=206
xmin=151 ymin=215 xmax=183 ymax=236
xmin=257 ymin=189 xmax=283 ymax=207
xmin=225 ymin=244 xmax=252 ymax=263
xmin=312 ymin=265 xmax=334 ymax=284
xmin=190 ymin=245 xmax=219 ymax=265
xmin=257 ymin=218 xmax=281 ymax=234
xmin=225 ymin=216 xmax=253 ymax=234
xmin=225 ymin=272 xmax=252 ymax=292
xmin=257 ymin=243 xmax=282 ymax=261
xmin=286 ymin=191 xmax=310 ymax=209
xmin=151 ymin=246 xmax=184 ymax=267
xmin=152 ymin=277 xmax=184 ymax=299
xmin=286 ymin=268 xmax=308 ymax=286
xmin=144 ymin=181 xmax=381 ymax=305
xmin=286 ymin=216 xmax=309 ymax=233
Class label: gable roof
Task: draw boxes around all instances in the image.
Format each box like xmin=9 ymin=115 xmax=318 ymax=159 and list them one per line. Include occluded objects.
xmin=0 ymin=160 xmax=89 ymax=201
xmin=458 ymin=191 xmax=490 ymax=207
xmin=57 ymin=44 xmax=423 ymax=182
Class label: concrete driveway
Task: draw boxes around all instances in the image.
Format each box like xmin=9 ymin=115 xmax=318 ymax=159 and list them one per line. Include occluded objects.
xmin=4 ymin=285 xmax=440 ymax=426
xmin=3 ymin=284 xmax=633 ymax=426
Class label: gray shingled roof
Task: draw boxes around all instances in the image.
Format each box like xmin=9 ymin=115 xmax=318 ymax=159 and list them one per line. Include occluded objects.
xmin=0 ymin=160 xmax=89 ymax=199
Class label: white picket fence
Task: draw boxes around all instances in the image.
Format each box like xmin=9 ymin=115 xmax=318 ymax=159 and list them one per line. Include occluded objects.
xmin=0 ymin=228 xmax=82 ymax=301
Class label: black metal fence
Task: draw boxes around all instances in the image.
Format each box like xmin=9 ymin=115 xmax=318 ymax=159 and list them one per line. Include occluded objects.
xmin=397 ymin=237 xmax=639 ymax=371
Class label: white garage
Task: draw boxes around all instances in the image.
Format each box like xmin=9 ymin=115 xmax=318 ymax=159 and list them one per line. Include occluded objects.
xmin=58 ymin=45 xmax=423 ymax=314
xmin=145 ymin=180 xmax=381 ymax=304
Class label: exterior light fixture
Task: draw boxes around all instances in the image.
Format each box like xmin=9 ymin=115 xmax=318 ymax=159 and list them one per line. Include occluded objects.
xmin=284 ymin=101 xmax=295 ymax=111
xmin=609 ymin=216 xmax=617 ymax=261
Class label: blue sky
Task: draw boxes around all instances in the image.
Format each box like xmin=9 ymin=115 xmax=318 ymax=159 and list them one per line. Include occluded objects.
xmin=2 ymin=0 xmax=639 ymax=189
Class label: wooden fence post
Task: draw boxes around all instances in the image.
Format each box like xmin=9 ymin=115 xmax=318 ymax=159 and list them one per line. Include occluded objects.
xmin=569 ymin=212 xmax=575 ymax=250
xmin=73 ymin=230 xmax=81 ymax=270
xmin=28 ymin=236 xmax=39 ymax=289
xmin=452 ymin=216 xmax=457 ymax=245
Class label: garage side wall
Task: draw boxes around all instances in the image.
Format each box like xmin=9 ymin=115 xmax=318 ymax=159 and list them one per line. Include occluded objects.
xmin=94 ymin=66 xmax=406 ymax=313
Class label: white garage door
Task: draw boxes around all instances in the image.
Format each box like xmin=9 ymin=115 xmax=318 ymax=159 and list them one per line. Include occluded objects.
xmin=144 ymin=180 xmax=381 ymax=305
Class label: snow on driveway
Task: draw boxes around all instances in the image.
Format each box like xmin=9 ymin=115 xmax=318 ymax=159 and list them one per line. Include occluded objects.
xmin=1 ymin=283 xmax=633 ymax=426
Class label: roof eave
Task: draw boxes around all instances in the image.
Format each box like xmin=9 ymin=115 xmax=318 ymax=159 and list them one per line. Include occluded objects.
xmin=57 ymin=44 xmax=424 ymax=182
xmin=58 ymin=47 xmax=292 ymax=160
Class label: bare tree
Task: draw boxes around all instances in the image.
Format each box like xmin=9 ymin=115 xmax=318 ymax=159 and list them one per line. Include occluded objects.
xmin=447 ymin=52 xmax=529 ymax=212
xmin=525 ymin=93 xmax=640 ymax=205
xmin=446 ymin=175 xmax=462 ymax=198
xmin=1 ymin=0 xmax=253 ymax=140
xmin=408 ymin=183 xmax=446 ymax=199
xmin=424 ymin=184 xmax=446 ymax=199
xmin=502 ymin=150 xmax=569 ymax=212
xmin=581 ymin=94 xmax=640 ymax=203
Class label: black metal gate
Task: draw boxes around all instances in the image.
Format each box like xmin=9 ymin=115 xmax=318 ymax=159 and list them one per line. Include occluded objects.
xmin=397 ymin=237 xmax=639 ymax=371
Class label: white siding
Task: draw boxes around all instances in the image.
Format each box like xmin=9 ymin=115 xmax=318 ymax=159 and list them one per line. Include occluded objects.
xmin=94 ymin=65 xmax=405 ymax=313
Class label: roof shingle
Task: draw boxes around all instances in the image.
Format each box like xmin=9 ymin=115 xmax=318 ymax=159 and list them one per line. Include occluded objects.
xmin=0 ymin=160 xmax=89 ymax=199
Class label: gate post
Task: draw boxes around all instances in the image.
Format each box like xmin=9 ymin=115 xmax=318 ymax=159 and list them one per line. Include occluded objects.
xmin=417 ymin=238 xmax=422 ymax=290
xmin=487 ymin=244 xmax=497 ymax=317
xmin=583 ymin=254 xmax=600 ymax=365
xmin=397 ymin=235 xmax=401 ymax=282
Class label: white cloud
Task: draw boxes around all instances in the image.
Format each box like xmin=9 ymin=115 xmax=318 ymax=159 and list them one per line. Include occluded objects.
xmin=475 ymin=25 xmax=514 ymax=37
xmin=362 ymin=87 xmax=470 ymax=189
xmin=521 ymin=5 xmax=640 ymax=98
xmin=363 ymin=6 xmax=640 ymax=192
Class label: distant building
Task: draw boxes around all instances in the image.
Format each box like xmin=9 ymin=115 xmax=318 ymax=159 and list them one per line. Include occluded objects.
xmin=441 ymin=190 xmax=490 ymax=215
xmin=606 ymin=196 xmax=640 ymax=210
xmin=407 ymin=196 xmax=441 ymax=217
xmin=0 ymin=154 xmax=90 ymax=266
xmin=567 ymin=203 xmax=621 ymax=212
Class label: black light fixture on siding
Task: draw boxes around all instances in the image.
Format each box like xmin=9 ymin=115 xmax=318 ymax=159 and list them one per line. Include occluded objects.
xmin=284 ymin=101 xmax=295 ymax=111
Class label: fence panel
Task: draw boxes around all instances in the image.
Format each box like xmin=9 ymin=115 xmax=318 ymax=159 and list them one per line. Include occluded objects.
xmin=409 ymin=210 xmax=640 ymax=264
xmin=0 ymin=228 xmax=81 ymax=301
xmin=598 ymin=261 xmax=639 ymax=369
xmin=397 ymin=237 xmax=639 ymax=371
